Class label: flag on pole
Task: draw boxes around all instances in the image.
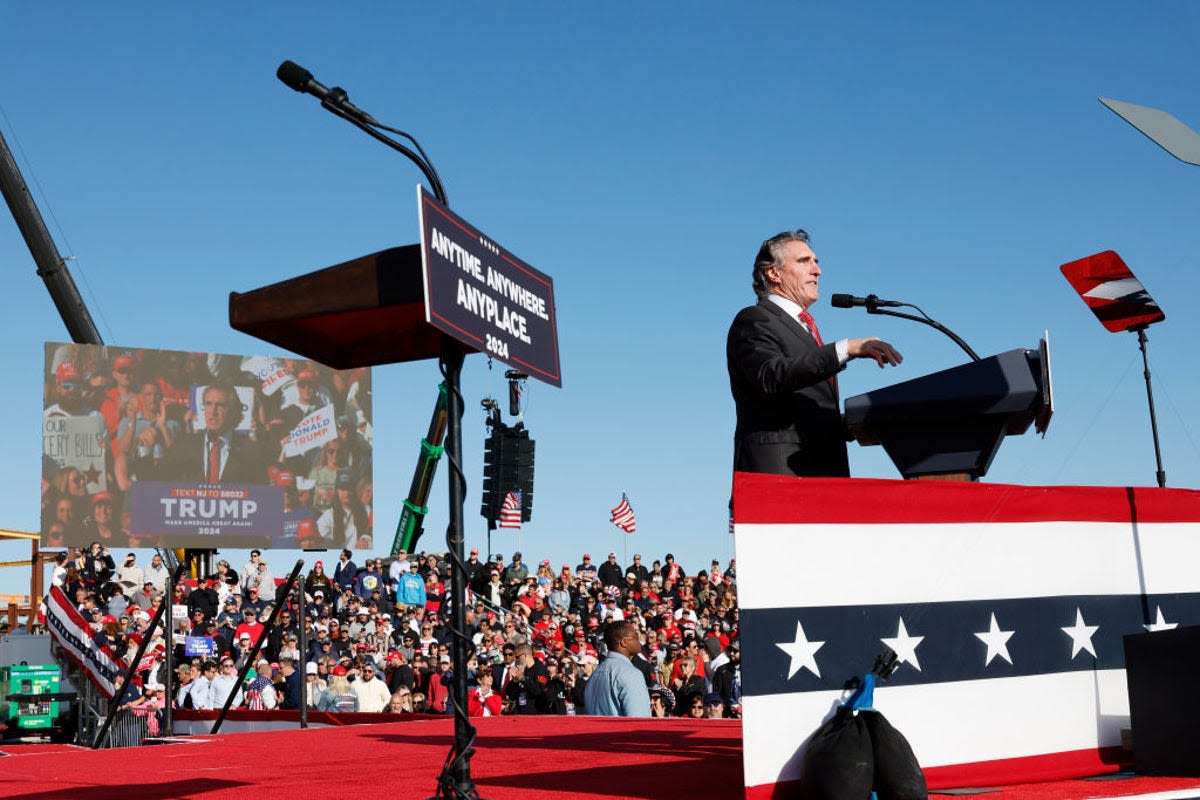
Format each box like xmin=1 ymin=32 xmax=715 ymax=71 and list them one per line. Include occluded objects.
xmin=610 ymin=493 xmax=636 ymax=533
xmin=498 ymin=490 xmax=522 ymax=529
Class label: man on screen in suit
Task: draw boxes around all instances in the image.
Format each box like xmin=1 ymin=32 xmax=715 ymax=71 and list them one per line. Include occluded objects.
xmin=727 ymin=229 xmax=903 ymax=478
xmin=173 ymin=382 xmax=264 ymax=484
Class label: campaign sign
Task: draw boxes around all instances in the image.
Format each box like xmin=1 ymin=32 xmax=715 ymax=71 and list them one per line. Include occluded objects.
xmin=418 ymin=186 xmax=562 ymax=387
xmin=129 ymin=482 xmax=283 ymax=548
xmin=281 ymin=405 xmax=336 ymax=458
xmin=185 ymin=636 xmax=216 ymax=658
xmin=240 ymin=355 xmax=291 ymax=397
xmin=43 ymin=415 xmax=107 ymax=493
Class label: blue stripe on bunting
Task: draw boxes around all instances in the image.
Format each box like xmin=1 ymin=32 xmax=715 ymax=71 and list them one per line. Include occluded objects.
xmin=740 ymin=591 xmax=1200 ymax=697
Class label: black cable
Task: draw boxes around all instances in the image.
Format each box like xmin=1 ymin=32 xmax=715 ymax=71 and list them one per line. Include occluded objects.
xmin=372 ymin=120 xmax=448 ymax=207
xmin=321 ymin=102 xmax=449 ymax=205
xmin=866 ymin=302 xmax=981 ymax=362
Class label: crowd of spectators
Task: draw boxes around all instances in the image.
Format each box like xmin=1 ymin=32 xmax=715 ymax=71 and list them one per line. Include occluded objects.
xmin=53 ymin=543 xmax=742 ymax=728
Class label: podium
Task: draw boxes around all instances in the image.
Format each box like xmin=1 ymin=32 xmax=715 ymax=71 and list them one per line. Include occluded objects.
xmin=844 ymin=346 xmax=1051 ymax=480
xmin=228 ymin=245 xmax=471 ymax=369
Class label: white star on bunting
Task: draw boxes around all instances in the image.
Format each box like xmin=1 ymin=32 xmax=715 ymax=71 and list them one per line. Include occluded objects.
xmin=1061 ymin=607 xmax=1099 ymax=659
xmin=775 ymin=620 xmax=825 ymax=679
xmin=1144 ymin=605 xmax=1178 ymax=633
xmin=880 ymin=616 xmax=925 ymax=672
xmin=974 ymin=612 xmax=1015 ymax=666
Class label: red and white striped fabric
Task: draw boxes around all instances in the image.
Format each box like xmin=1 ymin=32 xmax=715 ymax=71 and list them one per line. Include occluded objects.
xmin=610 ymin=493 xmax=636 ymax=533
xmin=499 ymin=490 xmax=522 ymax=530
xmin=45 ymin=586 xmax=126 ymax=699
xmin=733 ymin=472 xmax=1200 ymax=795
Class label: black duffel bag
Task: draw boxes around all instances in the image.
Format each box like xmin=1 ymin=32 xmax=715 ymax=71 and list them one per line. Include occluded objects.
xmin=795 ymin=706 xmax=874 ymax=799
xmin=864 ymin=709 xmax=928 ymax=800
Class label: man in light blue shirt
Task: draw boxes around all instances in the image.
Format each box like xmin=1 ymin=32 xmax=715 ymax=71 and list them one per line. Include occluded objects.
xmin=584 ymin=620 xmax=650 ymax=717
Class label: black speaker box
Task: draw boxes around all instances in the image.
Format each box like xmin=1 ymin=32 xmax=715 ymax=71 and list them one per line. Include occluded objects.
xmin=1124 ymin=624 xmax=1200 ymax=776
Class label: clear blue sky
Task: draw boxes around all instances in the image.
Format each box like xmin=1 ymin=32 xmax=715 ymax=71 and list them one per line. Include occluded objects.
xmin=3 ymin=2 xmax=1200 ymax=597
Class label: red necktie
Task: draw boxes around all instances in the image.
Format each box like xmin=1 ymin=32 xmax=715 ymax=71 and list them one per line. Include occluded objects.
xmin=799 ymin=308 xmax=824 ymax=346
xmin=799 ymin=309 xmax=837 ymax=392
xmin=207 ymin=439 xmax=222 ymax=482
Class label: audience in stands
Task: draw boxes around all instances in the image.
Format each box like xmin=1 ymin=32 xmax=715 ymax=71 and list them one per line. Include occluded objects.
xmin=54 ymin=544 xmax=741 ymax=732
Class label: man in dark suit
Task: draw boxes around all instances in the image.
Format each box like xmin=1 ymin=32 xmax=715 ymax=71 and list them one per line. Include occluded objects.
xmin=727 ymin=229 xmax=902 ymax=477
xmin=171 ymin=382 xmax=264 ymax=483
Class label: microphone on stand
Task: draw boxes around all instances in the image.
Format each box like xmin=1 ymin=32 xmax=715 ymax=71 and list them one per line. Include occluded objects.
xmin=274 ymin=58 xmax=448 ymax=204
xmin=276 ymin=60 xmax=379 ymax=125
xmin=830 ymin=293 xmax=905 ymax=309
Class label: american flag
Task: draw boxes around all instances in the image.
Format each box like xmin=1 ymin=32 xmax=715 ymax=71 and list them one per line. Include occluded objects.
xmin=733 ymin=471 xmax=1200 ymax=795
xmin=610 ymin=493 xmax=636 ymax=533
xmin=498 ymin=489 xmax=522 ymax=529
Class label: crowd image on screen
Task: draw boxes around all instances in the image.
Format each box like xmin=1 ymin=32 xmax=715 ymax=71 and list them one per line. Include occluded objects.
xmin=51 ymin=545 xmax=742 ymax=726
xmin=42 ymin=344 xmax=373 ymax=551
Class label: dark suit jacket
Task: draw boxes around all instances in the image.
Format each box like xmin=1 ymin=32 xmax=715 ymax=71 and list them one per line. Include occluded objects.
xmin=170 ymin=432 xmax=266 ymax=484
xmin=726 ymin=298 xmax=849 ymax=477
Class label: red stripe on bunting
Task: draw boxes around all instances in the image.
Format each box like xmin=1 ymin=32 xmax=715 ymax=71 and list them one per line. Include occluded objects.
xmin=732 ymin=472 xmax=1200 ymax=525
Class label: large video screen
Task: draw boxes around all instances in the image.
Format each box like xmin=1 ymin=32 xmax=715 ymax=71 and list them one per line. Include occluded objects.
xmin=41 ymin=342 xmax=372 ymax=550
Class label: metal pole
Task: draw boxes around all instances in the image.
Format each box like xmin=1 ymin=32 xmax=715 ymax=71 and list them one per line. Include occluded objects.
xmin=0 ymin=127 xmax=103 ymax=344
xmin=1135 ymin=326 xmax=1167 ymax=488
xmin=211 ymin=559 xmax=304 ymax=734
xmin=163 ymin=573 xmax=175 ymax=736
xmin=298 ymin=580 xmax=308 ymax=728
xmin=432 ymin=336 xmax=480 ymax=799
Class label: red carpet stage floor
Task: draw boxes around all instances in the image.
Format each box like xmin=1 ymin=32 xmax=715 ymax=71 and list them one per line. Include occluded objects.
xmin=0 ymin=717 xmax=1198 ymax=800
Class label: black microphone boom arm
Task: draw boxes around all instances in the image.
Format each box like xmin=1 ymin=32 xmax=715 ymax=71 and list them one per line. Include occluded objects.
xmin=276 ymin=60 xmax=448 ymax=205
xmin=867 ymin=306 xmax=980 ymax=362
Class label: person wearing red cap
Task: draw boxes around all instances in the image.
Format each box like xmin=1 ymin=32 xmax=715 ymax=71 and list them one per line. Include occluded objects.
xmin=304 ymin=560 xmax=334 ymax=598
xmin=44 ymin=361 xmax=99 ymax=420
xmin=234 ymin=606 xmax=265 ymax=644
xmin=575 ymin=554 xmax=597 ymax=582
xmin=463 ymin=548 xmax=487 ymax=594
xmin=384 ymin=649 xmax=415 ymax=694
xmin=316 ymin=665 xmax=358 ymax=712
xmin=99 ymin=352 xmax=138 ymax=439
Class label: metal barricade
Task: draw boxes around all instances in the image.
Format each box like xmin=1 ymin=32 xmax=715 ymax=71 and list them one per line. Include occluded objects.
xmin=102 ymin=710 xmax=146 ymax=748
